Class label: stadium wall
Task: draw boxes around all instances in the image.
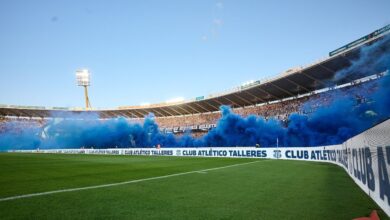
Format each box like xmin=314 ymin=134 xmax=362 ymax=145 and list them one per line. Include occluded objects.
xmin=12 ymin=119 xmax=390 ymax=216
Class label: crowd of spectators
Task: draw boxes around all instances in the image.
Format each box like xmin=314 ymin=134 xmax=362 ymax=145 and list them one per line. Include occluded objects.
xmin=140 ymin=77 xmax=379 ymax=131
xmin=0 ymin=117 xmax=46 ymax=134
xmin=153 ymin=98 xmax=304 ymax=130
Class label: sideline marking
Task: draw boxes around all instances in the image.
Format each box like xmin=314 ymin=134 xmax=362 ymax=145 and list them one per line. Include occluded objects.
xmin=0 ymin=160 xmax=264 ymax=202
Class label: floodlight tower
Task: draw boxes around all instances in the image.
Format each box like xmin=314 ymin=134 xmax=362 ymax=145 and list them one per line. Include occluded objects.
xmin=76 ymin=69 xmax=91 ymax=110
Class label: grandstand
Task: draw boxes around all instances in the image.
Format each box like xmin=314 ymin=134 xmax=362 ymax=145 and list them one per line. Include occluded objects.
xmin=0 ymin=74 xmax=381 ymax=136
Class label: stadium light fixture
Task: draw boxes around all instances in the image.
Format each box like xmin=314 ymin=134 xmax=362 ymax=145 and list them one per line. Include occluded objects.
xmin=76 ymin=69 xmax=91 ymax=110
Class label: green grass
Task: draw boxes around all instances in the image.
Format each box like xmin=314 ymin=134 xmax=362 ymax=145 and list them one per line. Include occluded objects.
xmin=0 ymin=153 xmax=388 ymax=220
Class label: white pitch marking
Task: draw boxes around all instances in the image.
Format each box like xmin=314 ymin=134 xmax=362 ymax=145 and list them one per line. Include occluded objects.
xmin=0 ymin=160 xmax=264 ymax=202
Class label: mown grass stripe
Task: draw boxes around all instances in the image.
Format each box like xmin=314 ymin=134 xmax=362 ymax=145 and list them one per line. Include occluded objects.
xmin=0 ymin=160 xmax=263 ymax=202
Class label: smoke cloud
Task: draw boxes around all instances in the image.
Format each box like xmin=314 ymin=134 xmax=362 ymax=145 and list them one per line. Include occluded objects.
xmin=1 ymin=35 xmax=390 ymax=150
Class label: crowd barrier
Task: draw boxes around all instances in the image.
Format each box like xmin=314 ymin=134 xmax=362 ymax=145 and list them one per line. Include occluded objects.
xmin=12 ymin=119 xmax=390 ymax=216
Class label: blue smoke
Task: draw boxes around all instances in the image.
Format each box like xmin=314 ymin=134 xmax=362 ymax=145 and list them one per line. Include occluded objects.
xmin=334 ymin=34 xmax=390 ymax=82
xmin=1 ymin=36 xmax=390 ymax=150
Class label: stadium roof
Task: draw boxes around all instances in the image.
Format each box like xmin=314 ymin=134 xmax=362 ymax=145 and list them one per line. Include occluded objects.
xmin=1 ymin=28 xmax=389 ymax=119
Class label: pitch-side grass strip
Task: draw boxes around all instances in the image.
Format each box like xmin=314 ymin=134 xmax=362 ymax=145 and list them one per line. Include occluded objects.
xmin=0 ymin=159 xmax=264 ymax=202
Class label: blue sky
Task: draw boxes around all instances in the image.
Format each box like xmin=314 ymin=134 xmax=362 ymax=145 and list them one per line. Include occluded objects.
xmin=0 ymin=0 xmax=389 ymax=109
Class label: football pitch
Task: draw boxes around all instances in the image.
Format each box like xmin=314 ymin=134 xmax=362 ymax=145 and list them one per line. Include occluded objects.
xmin=0 ymin=153 xmax=388 ymax=220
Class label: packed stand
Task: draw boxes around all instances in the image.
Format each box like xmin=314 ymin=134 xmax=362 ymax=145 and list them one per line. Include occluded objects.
xmin=0 ymin=78 xmax=380 ymax=137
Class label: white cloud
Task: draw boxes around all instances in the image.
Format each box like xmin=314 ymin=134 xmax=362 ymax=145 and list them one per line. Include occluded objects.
xmin=216 ymin=2 xmax=223 ymax=9
xmin=201 ymin=2 xmax=224 ymax=42
xmin=213 ymin=19 xmax=223 ymax=26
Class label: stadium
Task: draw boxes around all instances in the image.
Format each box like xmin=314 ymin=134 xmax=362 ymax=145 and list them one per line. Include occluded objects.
xmin=1 ymin=2 xmax=390 ymax=219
